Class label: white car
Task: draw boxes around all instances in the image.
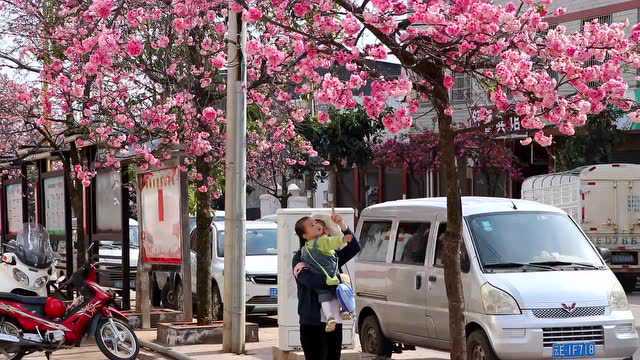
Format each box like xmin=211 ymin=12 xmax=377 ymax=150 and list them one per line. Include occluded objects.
xmin=98 ymin=219 xmax=139 ymax=290
xmin=158 ymin=220 xmax=278 ymax=316
xmin=258 ymin=214 xmax=277 ymax=223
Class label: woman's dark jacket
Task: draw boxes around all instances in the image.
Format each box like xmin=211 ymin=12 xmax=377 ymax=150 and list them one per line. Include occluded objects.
xmin=292 ymin=229 xmax=360 ymax=325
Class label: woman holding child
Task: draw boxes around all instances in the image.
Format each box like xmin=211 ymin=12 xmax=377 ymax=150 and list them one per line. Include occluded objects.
xmin=292 ymin=213 xmax=361 ymax=360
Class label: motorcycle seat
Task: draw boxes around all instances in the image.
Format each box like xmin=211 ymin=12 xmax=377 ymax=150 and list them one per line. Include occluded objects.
xmin=0 ymin=292 xmax=47 ymax=305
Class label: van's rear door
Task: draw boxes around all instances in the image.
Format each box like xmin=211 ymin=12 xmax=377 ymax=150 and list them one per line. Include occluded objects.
xmin=617 ymin=179 xmax=640 ymax=238
xmin=582 ymin=180 xmax=617 ymax=234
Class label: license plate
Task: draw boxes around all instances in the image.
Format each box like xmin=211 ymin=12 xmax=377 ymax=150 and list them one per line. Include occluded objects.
xmin=612 ymin=253 xmax=636 ymax=265
xmin=270 ymin=287 xmax=278 ymax=298
xmin=552 ymin=342 xmax=596 ymax=358
xmin=592 ymin=234 xmax=640 ymax=246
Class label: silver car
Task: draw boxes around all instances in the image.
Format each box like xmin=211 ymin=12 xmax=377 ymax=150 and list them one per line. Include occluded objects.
xmin=354 ymin=197 xmax=639 ymax=360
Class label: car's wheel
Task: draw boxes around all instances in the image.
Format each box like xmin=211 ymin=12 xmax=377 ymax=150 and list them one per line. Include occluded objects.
xmin=212 ymin=282 xmax=223 ymax=321
xmin=161 ymin=280 xmax=183 ymax=310
xmin=359 ymin=315 xmax=392 ymax=358
xmin=467 ymin=330 xmax=498 ymax=360
xmin=95 ymin=318 xmax=140 ymax=360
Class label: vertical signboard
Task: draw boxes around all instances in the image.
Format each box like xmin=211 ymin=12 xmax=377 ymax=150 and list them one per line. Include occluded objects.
xmin=6 ymin=184 xmax=22 ymax=234
xmin=43 ymin=177 xmax=65 ymax=236
xmin=138 ymin=167 xmax=182 ymax=265
xmin=95 ymin=170 xmax=123 ymax=232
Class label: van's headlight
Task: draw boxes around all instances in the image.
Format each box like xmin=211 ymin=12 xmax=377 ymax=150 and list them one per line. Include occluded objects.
xmin=481 ymin=283 xmax=521 ymax=315
xmin=608 ymin=285 xmax=629 ymax=311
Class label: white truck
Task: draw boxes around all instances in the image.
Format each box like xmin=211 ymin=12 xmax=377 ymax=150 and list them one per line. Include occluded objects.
xmin=522 ymin=163 xmax=640 ymax=291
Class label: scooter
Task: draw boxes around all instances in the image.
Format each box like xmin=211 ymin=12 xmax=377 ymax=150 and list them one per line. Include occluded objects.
xmin=0 ymin=242 xmax=139 ymax=360
xmin=0 ymin=225 xmax=55 ymax=297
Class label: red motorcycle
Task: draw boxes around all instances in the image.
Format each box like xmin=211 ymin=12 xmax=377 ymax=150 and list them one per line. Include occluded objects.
xmin=0 ymin=250 xmax=139 ymax=360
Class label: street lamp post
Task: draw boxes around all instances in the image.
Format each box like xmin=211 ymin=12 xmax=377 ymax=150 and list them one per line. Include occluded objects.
xmin=222 ymin=4 xmax=247 ymax=355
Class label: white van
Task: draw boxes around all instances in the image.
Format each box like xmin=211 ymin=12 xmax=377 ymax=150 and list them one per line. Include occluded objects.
xmin=354 ymin=197 xmax=638 ymax=360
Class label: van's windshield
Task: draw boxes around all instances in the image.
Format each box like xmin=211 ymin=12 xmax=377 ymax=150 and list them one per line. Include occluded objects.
xmin=216 ymin=229 xmax=277 ymax=257
xmin=467 ymin=212 xmax=605 ymax=272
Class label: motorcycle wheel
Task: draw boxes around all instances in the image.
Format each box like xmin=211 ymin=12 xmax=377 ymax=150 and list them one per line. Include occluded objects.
xmin=95 ymin=318 xmax=139 ymax=360
xmin=0 ymin=321 xmax=25 ymax=360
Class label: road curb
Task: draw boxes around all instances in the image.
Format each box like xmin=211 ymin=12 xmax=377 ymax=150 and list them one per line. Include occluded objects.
xmin=140 ymin=339 xmax=194 ymax=360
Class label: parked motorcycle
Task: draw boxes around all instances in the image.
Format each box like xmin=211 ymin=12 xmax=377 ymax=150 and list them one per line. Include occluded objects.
xmin=0 ymin=242 xmax=139 ymax=360
xmin=0 ymin=224 xmax=55 ymax=297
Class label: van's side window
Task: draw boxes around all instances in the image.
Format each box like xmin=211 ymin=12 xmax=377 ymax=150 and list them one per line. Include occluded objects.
xmin=434 ymin=222 xmax=469 ymax=270
xmin=359 ymin=221 xmax=392 ymax=262
xmin=393 ymin=222 xmax=431 ymax=265
xmin=434 ymin=223 xmax=447 ymax=267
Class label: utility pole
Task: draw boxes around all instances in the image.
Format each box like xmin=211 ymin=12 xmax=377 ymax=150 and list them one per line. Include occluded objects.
xmin=222 ymin=5 xmax=247 ymax=355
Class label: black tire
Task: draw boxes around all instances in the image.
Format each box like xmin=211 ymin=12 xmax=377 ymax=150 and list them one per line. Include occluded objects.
xmin=359 ymin=315 xmax=392 ymax=358
xmin=212 ymin=282 xmax=223 ymax=321
xmin=151 ymin=276 xmax=162 ymax=306
xmin=95 ymin=318 xmax=140 ymax=360
xmin=161 ymin=280 xmax=182 ymax=310
xmin=617 ymin=274 xmax=637 ymax=292
xmin=467 ymin=330 xmax=498 ymax=360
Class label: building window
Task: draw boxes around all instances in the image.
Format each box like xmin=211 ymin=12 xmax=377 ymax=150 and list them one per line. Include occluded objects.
xmin=451 ymin=73 xmax=471 ymax=104
xmin=581 ymin=14 xmax=612 ymax=30
xmin=581 ymin=15 xmax=612 ymax=87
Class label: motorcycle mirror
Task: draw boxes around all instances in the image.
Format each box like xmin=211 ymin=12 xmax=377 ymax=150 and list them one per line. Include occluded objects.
xmin=4 ymin=240 xmax=16 ymax=252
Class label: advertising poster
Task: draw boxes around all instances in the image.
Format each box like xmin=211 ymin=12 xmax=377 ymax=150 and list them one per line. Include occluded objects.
xmin=139 ymin=167 xmax=182 ymax=265
xmin=6 ymin=184 xmax=22 ymax=234
xmin=44 ymin=177 xmax=65 ymax=236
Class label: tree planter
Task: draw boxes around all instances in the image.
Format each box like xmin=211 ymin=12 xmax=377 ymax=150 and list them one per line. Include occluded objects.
xmin=156 ymin=321 xmax=259 ymax=346
xmin=124 ymin=309 xmax=185 ymax=329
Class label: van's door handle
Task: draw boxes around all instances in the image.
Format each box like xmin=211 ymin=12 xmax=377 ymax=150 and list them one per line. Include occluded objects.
xmin=415 ymin=275 xmax=422 ymax=290
xmin=428 ymin=275 xmax=437 ymax=283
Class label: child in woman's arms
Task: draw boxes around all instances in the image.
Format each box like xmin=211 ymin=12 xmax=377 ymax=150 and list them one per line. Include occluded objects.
xmin=297 ymin=214 xmax=352 ymax=332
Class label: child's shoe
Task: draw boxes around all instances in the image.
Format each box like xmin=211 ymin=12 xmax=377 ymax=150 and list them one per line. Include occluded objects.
xmin=325 ymin=318 xmax=337 ymax=332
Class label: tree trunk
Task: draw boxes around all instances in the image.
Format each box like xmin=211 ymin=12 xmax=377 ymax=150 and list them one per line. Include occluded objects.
xmin=278 ymin=175 xmax=289 ymax=209
xmin=435 ymin=84 xmax=467 ymax=360
xmin=66 ymin=149 xmax=86 ymax=268
xmin=328 ymin=166 xmax=338 ymax=207
xmin=195 ymin=159 xmax=214 ymax=324
xmin=279 ymin=194 xmax=288 ymax=209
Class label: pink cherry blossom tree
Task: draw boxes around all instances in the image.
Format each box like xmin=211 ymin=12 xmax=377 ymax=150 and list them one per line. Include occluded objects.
xmin=247 ymin=104 xmax=320 ymax=208
xmin=249 ymin=0 xmax=640 ymax=357
xmin=0 ymin=0 xmax=112 ymax=268
xmin=2 ymin=0 xmax=317 ymax=325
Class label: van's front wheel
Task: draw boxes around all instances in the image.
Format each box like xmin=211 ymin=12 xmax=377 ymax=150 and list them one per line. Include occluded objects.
xmin=359 ymin=315 xmax=392 ymax=358
xmin=467 ymin=330 xmax=498 ymax=360
xmin=616 ymin=274 xmax=637 ymax=292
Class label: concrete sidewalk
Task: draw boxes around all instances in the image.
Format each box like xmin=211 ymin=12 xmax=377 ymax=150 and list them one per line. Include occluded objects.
xmin=135 ymin=327 xmax=450 ymax=360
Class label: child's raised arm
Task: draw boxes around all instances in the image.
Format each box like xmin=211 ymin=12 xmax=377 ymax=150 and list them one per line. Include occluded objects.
xmin=316 ymin=233 xmax=347 ymax=252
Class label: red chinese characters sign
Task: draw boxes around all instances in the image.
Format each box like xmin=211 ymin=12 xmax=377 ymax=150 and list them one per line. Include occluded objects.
xmin=139 ymin=167 xmax=182 ymax=265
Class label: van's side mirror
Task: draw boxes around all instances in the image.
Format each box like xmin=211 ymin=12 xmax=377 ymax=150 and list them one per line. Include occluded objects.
xmin=460 ymin=248 xmax=471 ymax=273
xmin=598 ymin=247 xmax=611 ymax=262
